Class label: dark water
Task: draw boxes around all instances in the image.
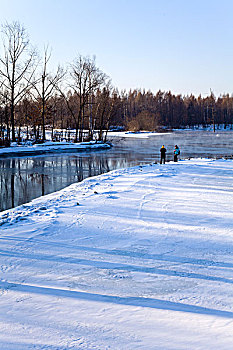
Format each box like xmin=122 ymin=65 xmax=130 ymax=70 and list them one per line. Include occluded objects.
xmin=1 ymin=130 xmax=233 ymax=212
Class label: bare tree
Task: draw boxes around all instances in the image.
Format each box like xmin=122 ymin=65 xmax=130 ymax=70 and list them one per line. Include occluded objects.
xmin=32 ymin=46 xmax=65 ymax=141
xmin=0 ymin=21 xmax=38 ymax=142
xmin=92 ymin=83 xmax=115 ymax=141
xmin=70 ymin=55 xmax=108 ymax=141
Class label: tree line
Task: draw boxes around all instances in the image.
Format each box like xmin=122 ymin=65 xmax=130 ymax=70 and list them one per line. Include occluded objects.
xmin=0 ymin=22 xmax=232 ymax=147
xmin=120 ymin=90 xmax=233 ymax=132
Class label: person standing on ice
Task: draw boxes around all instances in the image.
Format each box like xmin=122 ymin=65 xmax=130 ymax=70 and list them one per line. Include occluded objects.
xmin=160 ymin=145 xmax=167 ymax=164
xmin=173 ymin=145 xmax=180 ymax=162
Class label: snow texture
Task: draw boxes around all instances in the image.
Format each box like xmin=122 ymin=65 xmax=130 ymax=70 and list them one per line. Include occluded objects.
xmin=0 ymin=158 xmax=233 ymax=349
xmin=0 ymin=141 xmax=111 ymax=157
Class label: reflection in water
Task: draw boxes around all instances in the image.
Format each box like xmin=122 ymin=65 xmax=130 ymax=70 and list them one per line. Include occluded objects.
xmin=1 ymin=130 xmax=233 ymax=212
xmin=0 ymin=153 xmax=126 ymax=212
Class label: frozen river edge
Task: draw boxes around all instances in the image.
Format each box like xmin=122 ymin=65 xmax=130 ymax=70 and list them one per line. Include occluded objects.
xmin=0 ymin=141 xmax=111 ymax=157
xmin=0 ymin=158 xmax=233 ymax=349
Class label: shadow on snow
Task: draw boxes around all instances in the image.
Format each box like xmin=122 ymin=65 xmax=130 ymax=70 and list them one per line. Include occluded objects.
xmin=0 ymin=280 xmax=233 ymax=319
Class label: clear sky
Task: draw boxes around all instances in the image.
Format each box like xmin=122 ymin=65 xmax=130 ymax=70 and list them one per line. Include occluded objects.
xmin=1 ymin=0 xmax=233 ymax=96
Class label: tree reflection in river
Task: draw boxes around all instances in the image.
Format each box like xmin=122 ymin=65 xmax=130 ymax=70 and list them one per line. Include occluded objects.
xmin=0 ymin=153 xmax=125 ymax=211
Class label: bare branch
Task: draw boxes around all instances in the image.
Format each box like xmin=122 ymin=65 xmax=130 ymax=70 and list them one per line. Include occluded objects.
xmin=0 ymin=21 xmax=39 ymax=141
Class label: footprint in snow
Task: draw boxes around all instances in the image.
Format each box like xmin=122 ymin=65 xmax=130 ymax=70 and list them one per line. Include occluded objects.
xmin=107 ymin=195 xmax=119 ymax=199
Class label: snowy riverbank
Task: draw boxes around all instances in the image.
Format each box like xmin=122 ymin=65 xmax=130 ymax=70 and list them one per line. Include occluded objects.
xmin=1 ymin=158 xmax=233 ymax=349
xmin=0 ymin=140 xmax=111 ymax=158
xmin=108 ymin=131 xmax=172 ymax=138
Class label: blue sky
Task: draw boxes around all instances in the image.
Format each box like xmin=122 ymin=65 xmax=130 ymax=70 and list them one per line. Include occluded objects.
xmin=1 ymin=0 xmax=233 ymax=96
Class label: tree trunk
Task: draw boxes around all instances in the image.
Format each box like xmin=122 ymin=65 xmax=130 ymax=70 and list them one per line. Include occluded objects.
xmin=10 ymin=104 xmax=16 ymax=142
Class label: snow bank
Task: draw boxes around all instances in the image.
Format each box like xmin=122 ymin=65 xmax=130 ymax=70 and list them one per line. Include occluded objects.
xmin=107 ymin=131 xmax=172 ymax=138
xmin=1 ymin=158 xmax=233 ymax=349
xmin=0 ymin=141 xmax=111 ymax=157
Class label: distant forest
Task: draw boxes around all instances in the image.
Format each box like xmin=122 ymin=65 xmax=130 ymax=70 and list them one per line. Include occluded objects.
xmin=0 ymin=22 xmax=232 ymax=146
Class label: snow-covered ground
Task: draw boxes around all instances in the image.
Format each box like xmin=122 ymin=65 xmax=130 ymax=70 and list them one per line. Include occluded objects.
xmin=0 ymin=141 xmax=111 ymax=157
xmin=108 ymin=131 xmax=171 ymax=138
xmin=1 ymin=158 xmax=233 ymax=349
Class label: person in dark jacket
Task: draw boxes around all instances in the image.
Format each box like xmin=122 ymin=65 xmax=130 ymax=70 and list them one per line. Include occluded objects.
xmin=173 ymin=145 xmax=180 ymax=162
xmin=160 ymin=145 xmax=167 ymax=164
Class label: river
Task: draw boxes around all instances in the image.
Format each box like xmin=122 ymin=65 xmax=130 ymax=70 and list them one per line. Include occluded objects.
xmin=1 ymin=130 xmax=233 ymax=212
